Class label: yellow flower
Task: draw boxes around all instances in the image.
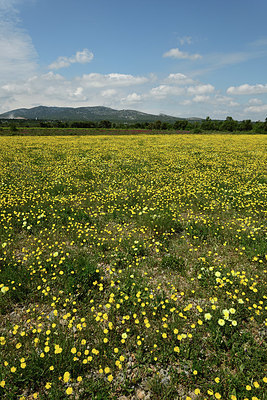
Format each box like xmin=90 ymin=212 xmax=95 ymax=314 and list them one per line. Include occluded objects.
xmin=215 ymin=393 xmax=221 ymax=399
xmin=63 ymin=371 xmax=70 ymax=383
xmin=218 ymin=319 xmax=225 ymax=326
xmin=11 ymin=366 xmax=17 ymax=373
xmin=54 ymin=345 xmax=62 ymax=354
xmin=77 ymin=376 xmax=82 ymax=382
xmin=246 ymin=385 xmax=252 ymax=390
xmin=66 ymin=387 xmax=73 ymax=395
xmin=215 ymin=377 xmax=220 ymax=383
xmin=0 ymin=380 xmax=5 ymax=388
xmin=174 ymin=346 xmax=180 ymax=353
xmin=194 ymin=388 xmax=200 ymax=395
xmin=45 ymin=382 xmax=51 ymax=390
xmin=71 ymin=347 xmax=76 ymax=354
xmin=107 ymin=374 xmax=113 ymax=382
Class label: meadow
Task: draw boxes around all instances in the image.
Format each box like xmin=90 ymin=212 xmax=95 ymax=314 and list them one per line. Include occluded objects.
xmin=0 ymin=134 xmax=266 ymax=400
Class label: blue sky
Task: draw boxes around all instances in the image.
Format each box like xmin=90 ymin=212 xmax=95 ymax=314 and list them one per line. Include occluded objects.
xmin=1 ymin=0 xmax=267 ymax=120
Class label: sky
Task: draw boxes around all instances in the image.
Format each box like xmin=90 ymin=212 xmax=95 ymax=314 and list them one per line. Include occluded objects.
xmin=1 ymin=0 xmax=267 ymax=120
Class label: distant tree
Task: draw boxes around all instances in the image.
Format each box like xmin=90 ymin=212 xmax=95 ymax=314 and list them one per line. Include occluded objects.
xmin=239 ymin=119 xmax=253 ymax=131
xmin=153 ymin=120 xmax=162 ymax=130
xmin=173 ymin=120 xmax=188 ymax=130
xmin=55 ymin=120 xmax=67 ymax=128
xmin=253 ymin=121 xmax=264 ymax=133
xmin=10 ymin=123 xmax=18 ymax=132
xmin=98 ymin=120 xmax=112 ymax=128
xmin=161 ymin=122 xmax=168 ymax=130
xmin=71 ymin=121 xmax=96 ymax=128
xmin=191 ymin=122 xmax=202 ymax=133
xmin=201 ymin=116 xmax=214 ymax=131
xmin=40 ymin=121 xmax=51 ymax=128
xmin=222 ymin=116 xmax=238 ymax=132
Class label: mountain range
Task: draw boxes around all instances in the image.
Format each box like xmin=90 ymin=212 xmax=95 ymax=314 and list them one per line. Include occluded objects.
xmin=0 ymin=106 xmax=202 ymax=123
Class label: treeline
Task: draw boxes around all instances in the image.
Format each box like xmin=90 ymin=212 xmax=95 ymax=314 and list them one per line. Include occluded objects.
xmin=1 ymin=116 xmax=267 ymax=133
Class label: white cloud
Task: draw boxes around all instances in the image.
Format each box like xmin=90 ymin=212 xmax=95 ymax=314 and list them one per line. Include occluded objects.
xmin=101 ymin=89 xmax=117 ymax=98
xmin=49 ymin=49 xmax=94 ymax=70
xmin=192 ymin=95 xmax=210 ymax=103
xmin=213 ymin=95 xmax=239 ymax=107
xmin=163 ymin=47 xmax=202 ymax=60
xmin=164 ymin=73 xmax=195 ymax=85
xmin=122 ymin=93 xmax=142 ymax=103
xmin=248 ymin=98 xmax=263 ymax=105
xmin=150 ymin=85 xmax=185 ymax=99
xmin=0 ymin=1 xmax=38 ymax=86
xmin=227 ymin=83 xmax=267 ymax=95
xmin=244 ymin=104 xmax=267 ymax=113
xmin=180 ymin=99 xmax=192 ymax=106
xmin=187 ymin=84 xmax=214 ymax=95
xmin=77 ymin=73 xmax=148 ymax=88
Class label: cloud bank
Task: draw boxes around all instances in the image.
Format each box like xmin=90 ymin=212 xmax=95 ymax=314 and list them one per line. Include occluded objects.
xmin=227 ymin=83 xmax=267 ymax=95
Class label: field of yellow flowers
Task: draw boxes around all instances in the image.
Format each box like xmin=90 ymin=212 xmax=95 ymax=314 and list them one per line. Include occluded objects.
xmin=0 ymin=134 xmax=266 ymax=400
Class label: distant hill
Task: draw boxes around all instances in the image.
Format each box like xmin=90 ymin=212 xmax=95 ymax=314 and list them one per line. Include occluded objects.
xmin=0 ymin=106 xmax=202 ymax=123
